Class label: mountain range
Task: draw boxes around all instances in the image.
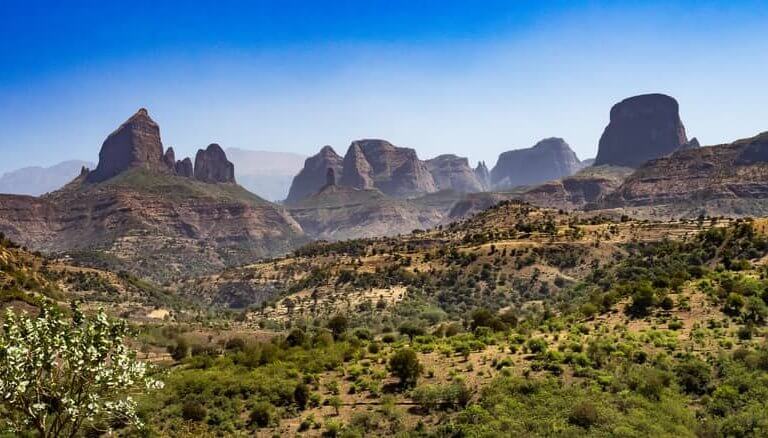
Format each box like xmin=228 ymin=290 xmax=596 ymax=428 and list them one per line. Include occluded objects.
xmin=0 ymin=160 xmax=95 ymax=196
xmin=2 ymin=92 xmax=767 ymax=282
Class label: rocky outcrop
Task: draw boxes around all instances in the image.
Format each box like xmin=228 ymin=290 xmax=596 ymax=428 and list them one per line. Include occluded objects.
xmin=594 ymin=94 xmax=692 ymax=168
xmin=286 ymin=146 xmax=344 ymax=203
xmin=288 ymin=140 xmax=491 ymax=202
xmin=596 ymin=132 xmax=768 ymax=214
xmin=339 ymin=142 xmax=375 ymax=190
xmin=163 ymin=147 xmax=176 ymax=171
xmin=425 ymin=155 xmax=485 ymax=193
xmin=474 ymin=161 xmax=491 ymax=190
xmin=325 ymin=167 xmax=337 ymax=187
xmin=175 ymin=158 xmax=194 ymax=178
xmin=87 ymin=109 xmax=169 ymax=183
xmin=194 ymin=144 xmax=235 ymax=184
xmin=517 ymin=165 xmax=633 ymax=210
xmin=0 ymin=109 xmax=305 ymax=281
xmin=491 ymin=138 xmax=582 ymax=188
xmin=339 ymin=140 xmax=437 ymax=198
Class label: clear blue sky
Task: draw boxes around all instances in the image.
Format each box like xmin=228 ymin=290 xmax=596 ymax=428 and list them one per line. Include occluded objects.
xmin=1 ymin=0 xmax=767 ymax=174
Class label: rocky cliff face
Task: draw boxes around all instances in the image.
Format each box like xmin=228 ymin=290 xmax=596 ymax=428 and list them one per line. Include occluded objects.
xmin=425 ymin=155 xmax=485 ymax=193
xmin=474 ymin=161 xmax=491 ymax=190
xmin=194 ymin=144 xmax=236 ymax=183
xmin=491 ymin=138 xmax=582 ymax=188
xmin=596 ymin=132 xmax=768 ymax=215
xmin=87 ymin=109 xmax=170 ymax=183
xmin=339 ymin=142 xmax=375 ymax=190
xmin=286 ymin=146 xmax=343 ymax=203
xmin=175 ymin=158 xmax=194 ymax=178
xmin=340 ymin=139 xmax=438 ymax=197
xmin=0 ymin=109 xmax=305 ymax=281
xmin=594 ymin=94 xmax=692 ymax=168
xmin=288 ymin=140 xmax=489 ymax=202
xmin=517 ymin=165 xmax=633 ymax=210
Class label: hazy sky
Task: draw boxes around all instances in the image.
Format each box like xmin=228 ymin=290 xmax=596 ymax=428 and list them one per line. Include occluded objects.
xmin=1 ymin=0 xmax=767 ymax=174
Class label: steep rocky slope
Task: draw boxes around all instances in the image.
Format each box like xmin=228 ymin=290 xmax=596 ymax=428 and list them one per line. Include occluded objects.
xmin=288 ymin=141 xmax=485 ymax=203
xmin=286 ymin=146 xmax=344 ymax=203
xmin=593 ymin=93 xmax=696 ymax=167
xmin=340 ymin=139 xmax=437 ymax=197
xmin=0 ymin=109 xmax=305 ymax=281
xmin=596 ymin=131 xmax=768 ymax=216
xmin=490 ymin=138 xmax=582 ymax=189
xmin=515 ymin=165 xmax=634 ymax=210
xmin=425 ymin=154 xmax=486 ymax=192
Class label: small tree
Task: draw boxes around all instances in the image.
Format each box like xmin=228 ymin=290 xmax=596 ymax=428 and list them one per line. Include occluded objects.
xmin=0 ymin=303 xmax=162 ymax=436
xmin=327 ymin=314 xmax=348 ymax=340
xmin=398 ymin=322 xmax=425 ymax=341
xmin=328 ymin=396 xmax=342 ymax=416
xmin=389 ymin=348 xmax=422 ymax=388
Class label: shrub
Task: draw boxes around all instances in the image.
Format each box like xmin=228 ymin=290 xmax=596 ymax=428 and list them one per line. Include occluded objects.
xmin=249 ymin=401 xmax=275 ymax=428
xmin=675 ymin=358 xmax=711 ymax=395
xmin=286 ymin=328 xmax=307 ymax=347
xmin=294 ymin=383 xmax=310 ymax=410
xmin=181 ymin=401 xmax=207 ymax=422
xmin=389 ymin=348 xmax=422 ymax=388
xmin=170 ymin=338 xmax=190 ymax=361
xmin=568 ymin=400 xmax=600 ymax=429
xmin=628 ymin=282 xmax=656 ymax=317
xmin=327 ymin=314 xmax=349 ymax=340
xmin=527 ymin=338 xmax=548 ymax=354
xmin=225 ymin=337 xmax=246 ymax=351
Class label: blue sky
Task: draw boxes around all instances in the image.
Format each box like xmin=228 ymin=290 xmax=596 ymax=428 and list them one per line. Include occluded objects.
xmin=1 ymin=0 xmax=767 ymax=174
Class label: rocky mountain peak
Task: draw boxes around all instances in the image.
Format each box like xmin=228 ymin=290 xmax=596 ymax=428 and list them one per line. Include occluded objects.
xmin=86 ymin=108 xmax=168 ymax=183
xmin=193 ymin=144 xmax=236 ymax=184
xmin=163 ymin=147 xmax=176 ymax=171
xmin=285 ymin=145 xmax=344 ymax=203
xmin=342 ymin=139 xmax=437 ymax=198
xmin=340 ymin=142 xmax=376 ymax=190
xmin=425 ymin=154 xmax=485 ymax=193
xmin=491 ymin=138 xmax=582 ymax=189
xmin=175 ymin=158 xmax=194 ymax=178
xmin=474 ymin=161 xmax=490 ymax=190
xmin=594 ymin=93 xmax=691 ymax=167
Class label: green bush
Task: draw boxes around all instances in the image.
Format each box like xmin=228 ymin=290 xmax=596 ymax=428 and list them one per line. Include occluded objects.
xmin=249 ymin=401 xmax=275 ymax=428
xmin=181 ymin=401 xmax=207 ymax=422
xmin=389 ymin=348 xmax=422 ymax=388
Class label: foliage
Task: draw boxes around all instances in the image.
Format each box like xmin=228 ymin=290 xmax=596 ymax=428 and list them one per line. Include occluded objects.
xmin=389 ymin=348 xmax=422 ymax=388
xmin=0 ymin=303 xmax=162 ymax=436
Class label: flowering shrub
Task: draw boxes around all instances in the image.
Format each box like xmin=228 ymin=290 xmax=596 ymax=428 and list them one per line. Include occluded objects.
xmin=0 ymin=303 xmax=162 ymax=436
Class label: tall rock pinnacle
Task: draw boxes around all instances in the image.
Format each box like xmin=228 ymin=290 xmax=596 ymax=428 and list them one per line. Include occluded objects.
xmin=87 ymin=108 xmax=168 ymax=182
xmin=193 ymin=144 xmax=236 ymax=183
xmin=593 ymin=94 xmax=692 ymax=168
